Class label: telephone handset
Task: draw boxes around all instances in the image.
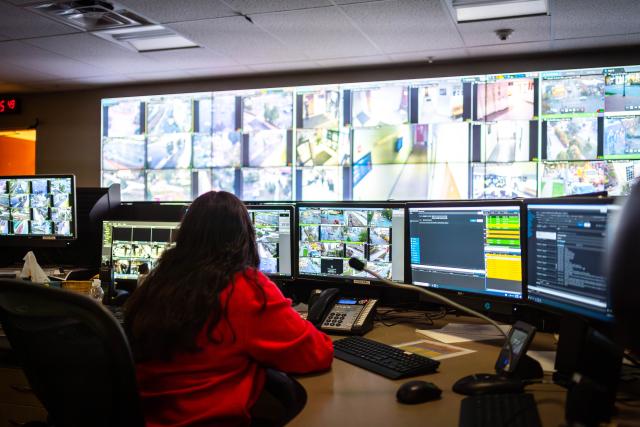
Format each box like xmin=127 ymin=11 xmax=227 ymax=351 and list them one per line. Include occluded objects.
xmin=307 ymin=288 xmax=378 ymax=336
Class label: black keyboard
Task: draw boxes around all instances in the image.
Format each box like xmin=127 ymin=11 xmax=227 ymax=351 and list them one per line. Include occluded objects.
xmin=333 ymin=336 xmax=440 ymax=380
xmin=459 ymin=393 xmax=542 ymax=427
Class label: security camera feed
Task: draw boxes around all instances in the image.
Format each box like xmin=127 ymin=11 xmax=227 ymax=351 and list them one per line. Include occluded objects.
xmin=242 ymin=167 xmax=292 ymax=201
xmin=147 ymin=133 xmax=192 ymax=169
xmin=527 ymin=203 xmax=618 ymax=321
xmin=0 ymin=176 xmax=75 ymax=238
xmin=104 ymin=99 xmax=143 ymax=137
xmin=409 ymin=204 xmax=522 ymax=299
xmin=604 ymin=115 xmax=640 ymax=159
xmin=298 ymin=206 xmax=405 ymax=282
xmin=301 ymin=89 xmax=341 ymax=128
xmin=249 ymin=208 xmax=293 ymax=276
xmin=605 ymin=68 xmax=640 ymax=112
xmin=352 ymin=125 xmax=424 ymax=165
xmin=417 ymin=80 xmax=464 ymax=123
xmin=352 ymin=163 xmax=428 ymax=201
xmin=425 ymin=122 xmax=470 ymax=163
xmin=540 ymin=161 xmax=606 ymax=197
xmin=351 ymin=85 xmax=409 ymax=127
xmin=147 ymin=97 xmax=192 ymax=135
xmin=472 ymin=162 xmax=537 ymax=199
xmin=425 ymin=163 xmax=470 ymax=200
xmin=484 ymin=121 xmax=530 ymax=162
xmin=541 ymin=72 xmax=605 ymax=116
xmin=195 ymin=96 xmax=212 ymax=134
xmin=102 ymin=136 xmax=146 ymax=170
xmin=194 ymin=168 xmax=236 ymax=197
xmin=101 ymin=169 xmax=145 ymax=201
xmin=247 ymin=129 xmax=289 ymax=167
xmin=243 ymin=90 xmax=293 ymax=131
xmin=212 ymin=94 xmax=237 ymax=132
xmin=101 ymin=220 xmax=178 ymax=280
xmin=546 ymin=118 xmax=598 ymax=160
xmin=193 ymin=131 xmax=242 ymax=168
xmin=146 ymin=169 xmax=192 ymax=201
xmin=296 ymin=128 xmax=350 ymax=167
xmin=476 ymin=78 xmax=535 ymax=121
xmin=298 ymin=167 xmax=343 ymax=201
xmin=604 ymin=160 xmax=640 ymax=195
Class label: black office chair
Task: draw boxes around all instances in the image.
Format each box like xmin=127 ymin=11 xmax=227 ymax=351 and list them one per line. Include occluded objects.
xmin=250 ymin=369 xmax=308 ymax=427
xmin=0 ymin=278 xmax=145 ymax=427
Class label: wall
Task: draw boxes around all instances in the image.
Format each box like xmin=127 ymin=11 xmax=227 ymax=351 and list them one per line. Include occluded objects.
xmin=0 ymin=130 xmax=36 ymax=175
xmin=0 ymin=46 xmax=639 ymax=187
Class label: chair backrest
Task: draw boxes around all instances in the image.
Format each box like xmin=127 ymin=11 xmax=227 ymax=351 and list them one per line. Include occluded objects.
xmin=0 ymin=279 xmax=145 ymax=427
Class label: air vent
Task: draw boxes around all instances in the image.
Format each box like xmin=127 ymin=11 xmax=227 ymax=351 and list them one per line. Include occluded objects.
xmin=28 ymin=0 xmax=151 ymax=31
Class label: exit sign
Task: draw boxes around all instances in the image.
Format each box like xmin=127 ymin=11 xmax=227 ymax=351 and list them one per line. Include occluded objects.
xmin=0 ymin=96 xmax=20 ymax=114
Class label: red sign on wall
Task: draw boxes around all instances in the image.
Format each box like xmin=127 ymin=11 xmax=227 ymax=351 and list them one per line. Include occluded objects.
xmin=0 ymin=96 xmax=21 ymax=114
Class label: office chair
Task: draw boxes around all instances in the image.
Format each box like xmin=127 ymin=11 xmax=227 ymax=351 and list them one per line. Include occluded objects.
xmin=0 ymin=278 xmax=145 ymax=427
xmin=250 ymin=369 xmax=308 ymax=427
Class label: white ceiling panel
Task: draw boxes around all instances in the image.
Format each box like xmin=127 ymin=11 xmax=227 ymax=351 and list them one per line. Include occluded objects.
xmin=185 ymin=65 xmax=253 ymax=78
xmin=24 ymin=33 xmax=176 ymax=74
xmin=251 ymin=6 xmax=379 ymax=60
xmin=167 ymin=16 xmax=307 ymax=64
xmin=332 ymin=0 xmax=389 ymax=4
xmin=341 ymin=0 xmax=464 ymax=54
xmin=0 ymin=1 xmax=80 ymax=39
xmin=0 ymin=61 xmax=59 ymax=83
xmin=247 ymin=60 xmax=321 ymax=73
xmin=316 ymin=54 xmax=391 ymax=68
xmin=388 ymin=48 xmax=468 ymax=63
xmin=457 ymin=15 xmax=550 ymax=47
xmin=0 ymin=40 xmax=111 ymax=78
xmin=222 ymin=0 xmax=332 ymax=14
xmin=116 ymin=0 xmax=235 ymax=23
xmin=552 ymin=0 xmax=640 ymax=39
xmin=124 ymin=69 xmax=195 ymax=82
xmin=551 ymin=34 xmax=640 ymax=52
xmin=141 ymin=47 xmax=238 ymax=70
xmin=467 ymin=41 xmax=552 ymax=59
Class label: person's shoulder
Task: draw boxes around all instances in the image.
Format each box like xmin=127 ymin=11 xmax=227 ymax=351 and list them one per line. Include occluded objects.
xmin=231 ymin=268 xmax=280 ymax=297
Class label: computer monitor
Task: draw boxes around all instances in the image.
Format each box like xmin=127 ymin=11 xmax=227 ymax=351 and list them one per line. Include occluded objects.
xmin=407 ymin=200 xmax=524 ymax=301
xmin=0 ymin=175 xmax=77 ymax=245
xmin=526 ymin=198 xmax=619 ymax=322
xmin=101 ymin=204 xmax=294 ymax=280
xmin=296 ymin=202 xmax=405 ymax=284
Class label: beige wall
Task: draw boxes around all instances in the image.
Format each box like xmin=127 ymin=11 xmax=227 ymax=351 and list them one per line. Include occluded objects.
xmin=0 ymin=47 xmax=638 ymax=187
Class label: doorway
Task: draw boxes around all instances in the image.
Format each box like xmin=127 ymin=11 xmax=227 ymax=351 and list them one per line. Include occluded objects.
xmin=0 ymin=129 xmax=36 ymax=175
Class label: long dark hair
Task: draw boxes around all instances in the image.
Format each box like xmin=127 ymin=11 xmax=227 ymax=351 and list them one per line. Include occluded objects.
xmin=124 ymin=191 xmax=261 ymax=361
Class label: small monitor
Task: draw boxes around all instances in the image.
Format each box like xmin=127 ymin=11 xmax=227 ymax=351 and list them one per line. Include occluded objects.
xmin=526 ymin=198 xmax=619 ymax=322
xmin=0 ymin=175 xmax=77 ymax=244
xmin=408 ymin=201 xmax=524 ymax=300
xmin=297 ymin=203 xmax=405 ymax=284
xmin=246 ymin=204 xmax=294 ymax=278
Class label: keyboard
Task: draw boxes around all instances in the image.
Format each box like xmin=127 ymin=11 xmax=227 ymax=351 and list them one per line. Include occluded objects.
xmin=333 ymin=336 xmax=440 ymax=380
xmin=106 ymin=305 xmax=125 ymax=324
xmin=459 ymin=393 xmax=542 ymax=427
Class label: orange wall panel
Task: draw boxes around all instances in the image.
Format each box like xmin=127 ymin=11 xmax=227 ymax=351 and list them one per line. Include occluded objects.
xmin=0 ymin=135 xmax=36 ymax=175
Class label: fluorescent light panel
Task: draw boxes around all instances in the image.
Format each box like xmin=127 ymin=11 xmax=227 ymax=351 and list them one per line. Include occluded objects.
xmin=454 ymin=0 xmax=548 ymax=22
xmin=95 ymin=24 xmax=199 ymax=52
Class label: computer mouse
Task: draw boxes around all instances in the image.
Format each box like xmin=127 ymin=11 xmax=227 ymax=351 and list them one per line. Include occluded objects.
xmin=452 ymin=373 xmax=524 ymax=396
xmin=396 ymin=380 xmax=442 ymax=404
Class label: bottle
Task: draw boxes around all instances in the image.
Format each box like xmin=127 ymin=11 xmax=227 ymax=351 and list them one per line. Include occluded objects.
xmin=90 ymin=279 xmax=105 ymax=303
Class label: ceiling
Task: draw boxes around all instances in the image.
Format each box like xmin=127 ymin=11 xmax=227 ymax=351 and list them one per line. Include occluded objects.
xmin=1 ymin=0 xmax=640 ymax=93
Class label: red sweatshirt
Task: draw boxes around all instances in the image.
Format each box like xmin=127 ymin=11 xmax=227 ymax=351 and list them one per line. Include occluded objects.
xmin=135 ymin=270 xmax=333 ymax=427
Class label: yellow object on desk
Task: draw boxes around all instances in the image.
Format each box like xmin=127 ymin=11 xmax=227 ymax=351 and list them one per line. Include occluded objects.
xmin=61 ymin=280 xmax=92 ymax=295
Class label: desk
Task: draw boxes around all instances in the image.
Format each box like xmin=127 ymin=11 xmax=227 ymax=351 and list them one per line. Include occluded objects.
xmin=291 ymin=316 xmax=565 ymax=427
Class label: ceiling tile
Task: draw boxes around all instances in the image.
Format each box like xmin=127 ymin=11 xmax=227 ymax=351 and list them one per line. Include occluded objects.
xmin=457 ymin=15 xmax=551 ymax=47
xmin=0 ymin=40 xmax=111 ymax=79
xmin=24 ymin=33 xmax=176 ymax=74
xmin=247 ymin=60 xmax=320 ymax=73
xmin=466 ymin=41 xmax=552 ymax=58
xmin=124 ymin=70 xmax=195 ymax=82
xmin=332 ymin=0 xmax=389 ymax=4
xmin=185 ymin=65 xmax=253 ymax=78
xmin=251 ymin=6 xmax=379 ymax=60
xmin=141 ymin=47 xmax=238 ymax=70
xmin=167 ymin=16 xmax=307 ymax=64
xmin=552 ymin=0 xmax=640 ymax=39
xmin=388 ymin=48 xmax=468 ymax=63
xmin=116 ymin=0 xmax=235 ymax=23
xmin=551 ymin=33 xmax=640 ymax=51
xmin=316 ymin=54 xmax=391 ymax=68
xmin=341 ymin=0 xmax=464 ymax=54
xmin=223 ymin=0 xmax=331 ymax=14
xmin=0 ymin=61 xmax=59 ymax=83
xmin=0 ymin=2 xmax=80 ymax=39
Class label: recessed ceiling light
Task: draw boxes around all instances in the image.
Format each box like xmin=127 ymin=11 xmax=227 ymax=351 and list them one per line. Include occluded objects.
xmin=453 ymin=0 xmax=548 ymax=23
xmin=95 ymin=25 xmax=199 ymax=52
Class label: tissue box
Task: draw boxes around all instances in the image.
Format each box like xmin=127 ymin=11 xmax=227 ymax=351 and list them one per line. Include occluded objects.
xmin=61 ymin=281 xmax=92 ymax=296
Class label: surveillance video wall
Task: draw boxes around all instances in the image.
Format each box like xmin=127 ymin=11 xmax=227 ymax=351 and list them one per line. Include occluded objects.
xmin=101 ymin=64 xmax=640 ymax=202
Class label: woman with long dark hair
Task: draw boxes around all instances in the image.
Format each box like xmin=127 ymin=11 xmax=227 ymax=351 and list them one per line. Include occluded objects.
xmin=124 ymin=191 xmax=333 ymax=426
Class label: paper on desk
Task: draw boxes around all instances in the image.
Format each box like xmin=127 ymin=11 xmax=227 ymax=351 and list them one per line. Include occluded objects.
xmin=394 ymin=339 xmax=476 ymax=361
xmin=528 ymin=350 xmax=556 ymax=372
xmin=416 ymin=323 xmax=511 ymax=344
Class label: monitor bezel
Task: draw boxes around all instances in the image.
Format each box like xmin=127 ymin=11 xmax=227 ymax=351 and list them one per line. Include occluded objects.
xmin=0 ymin=174 xmax=77 ymax=246
xmin=406 ymin=199 xmax=526 ymax=303
xmin=524 ymin=196 xmax=618 ymax=323
xmin=295 ymin=201 xmax=406 ymax=286
xmin=245 ymin=203 xmax=295 ymax=280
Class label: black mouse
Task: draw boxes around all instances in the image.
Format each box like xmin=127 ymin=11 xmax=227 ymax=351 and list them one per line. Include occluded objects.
xmin=396 ymin=380 xmax=442 ymax=404
xmin=452 ymin=373 xmax=524 ymax=396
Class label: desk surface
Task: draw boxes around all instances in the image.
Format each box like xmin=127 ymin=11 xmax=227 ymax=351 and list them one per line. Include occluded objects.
xmin=291 ymin=316 xmax=565 ymax=427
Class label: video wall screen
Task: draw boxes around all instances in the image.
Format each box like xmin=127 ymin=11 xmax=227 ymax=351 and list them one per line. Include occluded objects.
xmin=102 ymin=64 xmax=640 ymax=202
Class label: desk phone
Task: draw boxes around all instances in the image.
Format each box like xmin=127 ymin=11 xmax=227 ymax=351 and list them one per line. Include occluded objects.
xmin=307 ymin=288 xmax=378 ymax=335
